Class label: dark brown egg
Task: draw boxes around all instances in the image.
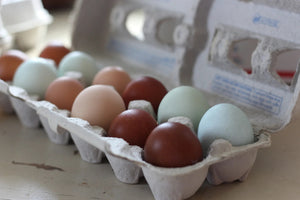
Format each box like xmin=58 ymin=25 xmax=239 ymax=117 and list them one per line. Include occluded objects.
xmin=144 ymin=122 xmax=203 ymax=168
xmin=0 ymin=49 xmax=28 ymax=81
xmin=108 ymin=109 xmax=157 ymax=148
xmin=39 ymin=41 xmax=71 ymax=66
xmin=45 ymin=76 xmax=84 ymax=111
xmin=122 ymin=76 xmax=167 ymax=113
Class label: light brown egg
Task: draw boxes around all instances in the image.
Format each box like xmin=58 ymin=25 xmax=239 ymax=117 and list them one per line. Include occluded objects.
xmin=0 ymin=49 xmax=28 ymax=81
xmin=71 ymin=85 xmax=126 ymax=131
xmin=45 ymin=76 xmax=84 ymax=110
xmin=92 ymin=66 xmax=131 ymax=95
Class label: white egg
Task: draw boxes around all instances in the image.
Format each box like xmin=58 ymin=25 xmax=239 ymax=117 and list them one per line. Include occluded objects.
xmin=197 ymin=103 xmax=254 ymax=155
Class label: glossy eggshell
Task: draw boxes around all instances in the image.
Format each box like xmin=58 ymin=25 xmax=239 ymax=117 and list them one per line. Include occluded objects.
xmin=12 ymin=58 xmax=57 ymax=99
xmin=122 ymin=76 xmax=167 ymax=113
xmin=58 ymin=51 xmax=99 ymax=85
xmin=0 ymin=49 xmax=28 ymax=81
xmin=197 ymin=103 xmax=254 ymax=155
xmin=71 ymin=85 xmax=126 ymax=131
xmin=45 ymin=76 xmax=84 ymax=110
xmin=157 ymin=86 xmax=210 ymax=132
xmin=92 ymin=66 xmax=131 ymax=95
xmin=39 ymin=41 xmax=71 ymax=66
xmin=108 ymin=109 xmax=157 ymax=148
xmin=144 ymin=122 xmax=203 ymax=168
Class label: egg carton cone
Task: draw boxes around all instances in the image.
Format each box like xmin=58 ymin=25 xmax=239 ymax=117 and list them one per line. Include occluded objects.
xmin=192 ymin=0 xmax=300 ymax=185
xmin=39 ymin=112 xmax=71 ymax=145
xmin=206 ymin=137 xmax=261 ymax=185
xmin=35 ymin=100 xmax=106 ymax=163
xmin=35 ymin=101 xmax=73 ymax=145
xmin=70 ymin=132 xmax=104 ymax=163
xmin=103 ymin=100 xmax=153 ymax=184
xmin=1 ymin=0 xmax=52 ymax=50
xmin=8 ymin=86 xmax=40 ymax=128
xmin=104 ymin=144 xmax=143 ymax=184
xmin=0 ymin=92 xmax=13 ymax=114
xmin=0 ymin=80 xmax=13 ymax=114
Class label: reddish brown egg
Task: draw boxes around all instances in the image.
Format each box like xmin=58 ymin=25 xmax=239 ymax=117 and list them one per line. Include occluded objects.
xmin=122 ymin=76 xmax=167 ymax=113
xmin=0 ymin=49 xmax=28 ymax=81
xmin=39 ymin=41 xmax=71 ymax=66
xmin=108 ymin=109 xmax=157 ymax=148
xmin=45 ymin=76 xmax=84 ymax=110
xmin=92 ymin=66 xmax=131 ymax=95
xmin=144 ymin=122 xmax=203 ymax=168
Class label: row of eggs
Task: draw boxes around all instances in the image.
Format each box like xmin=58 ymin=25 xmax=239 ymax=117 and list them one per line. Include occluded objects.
xmin=0 ymin=42 xmax=254 ymax=168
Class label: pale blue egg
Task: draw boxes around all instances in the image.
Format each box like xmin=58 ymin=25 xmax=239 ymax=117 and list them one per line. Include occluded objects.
xmin=58 ymin=51 xmax=99 ymax=85
xmin=12 ymin=58 xmax=57 ymax=99
xmin=197 ymin=103 xmax=254 ymax=155
xmin=157 ymin=86 xmax=210 ymax=132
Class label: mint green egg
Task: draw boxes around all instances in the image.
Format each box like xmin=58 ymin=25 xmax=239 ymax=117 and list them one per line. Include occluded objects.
xmin=157 ymin=86 xmax=210 ymax=132
xmin=58 ymin=51 xmax=99 ymax=85
xmin=12 ymin=58 xmax=57 ymax=99
xmin=197 ymin=103 xmax=254 ymax=155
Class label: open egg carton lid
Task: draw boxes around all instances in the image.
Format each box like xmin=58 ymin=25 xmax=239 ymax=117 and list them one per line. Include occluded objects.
xmin=70 ymin=0 xmax=210 ymax=89
xmin=192 ymin=0 xmax=300 ymax=133
xmin=1 ymin=0 xmax=300 ymax=200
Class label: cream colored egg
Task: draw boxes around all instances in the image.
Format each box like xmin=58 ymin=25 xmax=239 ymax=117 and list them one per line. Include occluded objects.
xmin=71 ymin=85 xmax=126 ymax=131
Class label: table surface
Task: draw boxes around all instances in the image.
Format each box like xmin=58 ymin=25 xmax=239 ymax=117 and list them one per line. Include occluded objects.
xmin=1 ymin=7 xmax=300 ymax=200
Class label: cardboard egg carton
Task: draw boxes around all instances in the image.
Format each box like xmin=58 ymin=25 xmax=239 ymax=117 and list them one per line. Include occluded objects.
xmin=0 ymin=79 xmax=270 ymax=198
xmin=3 ymin=88 xmax=270 ymax=199
xmin=0 ymin=0 xmax=299 ymax=200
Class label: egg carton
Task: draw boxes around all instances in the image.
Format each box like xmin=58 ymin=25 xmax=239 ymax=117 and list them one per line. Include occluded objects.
xmin=0 ymin=80 xmax=270 ymax=199
xmin=0 ymin=0 xmax=52 ymax=50
xmin=0 ymin=0 xmax=299 ymax=200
